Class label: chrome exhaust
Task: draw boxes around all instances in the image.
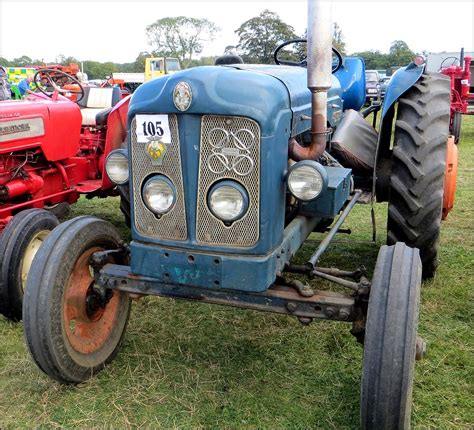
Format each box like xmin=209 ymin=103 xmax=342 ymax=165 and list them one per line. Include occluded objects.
xmin=290 ymin=0 xmax=332 ymax=161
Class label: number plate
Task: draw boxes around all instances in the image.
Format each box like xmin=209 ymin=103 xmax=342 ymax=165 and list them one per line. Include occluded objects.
xmin=136 ymin=114 xmax=171 ymax=143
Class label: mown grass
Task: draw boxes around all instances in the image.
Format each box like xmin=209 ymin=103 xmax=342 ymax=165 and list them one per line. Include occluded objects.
xmin=0 ymin=117 xmax=472 ymax=429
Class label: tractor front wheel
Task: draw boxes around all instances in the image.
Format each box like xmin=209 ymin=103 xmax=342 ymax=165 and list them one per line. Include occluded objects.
xmin=23 ymin=216 xmax=131 ymax=383
xmin=387 ymin=73 xmax=450 ymax=278
xmin=451 ymin=111 xmax=462 ymax=144
xmin=361 ymin=242 xmax=422 ymax=430
xmin=0 ymin=209 xmax=59 ymax=321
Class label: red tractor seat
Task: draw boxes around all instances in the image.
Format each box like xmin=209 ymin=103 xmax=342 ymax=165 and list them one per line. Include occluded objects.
xmin=79 ymin=87 xmax=121 ymax=126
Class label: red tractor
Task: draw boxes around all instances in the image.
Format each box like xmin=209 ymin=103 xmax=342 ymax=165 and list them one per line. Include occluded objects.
xmin=0 ymin=69 xmax=129 ymax=321
xmin=439 ymin=48 xmax=474 ymax=143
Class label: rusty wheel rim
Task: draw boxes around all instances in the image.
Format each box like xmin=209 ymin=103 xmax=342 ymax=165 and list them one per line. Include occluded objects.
xmin=20 ymin=229 xmax=51 ymax=291
xmin=63 ymin=247 xmax=121 ymax=355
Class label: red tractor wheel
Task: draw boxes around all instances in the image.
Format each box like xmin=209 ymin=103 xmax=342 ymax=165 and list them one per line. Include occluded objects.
xmin=0 ymin=209 xmax=59 ymax=321
xmin=23 ymin=216 xmax=130 ymax=383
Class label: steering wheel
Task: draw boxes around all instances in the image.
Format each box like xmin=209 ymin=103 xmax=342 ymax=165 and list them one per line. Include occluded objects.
xmin=33 ymin=69 xmax=85 ymax=103
xmin=274 ymin=38 xmax=343 ymax=73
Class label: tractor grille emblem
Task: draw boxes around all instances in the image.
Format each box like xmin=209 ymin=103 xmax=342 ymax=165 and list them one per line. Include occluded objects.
xmin=206 ymin=127 xmax=255 ymax=176
xmin=146 ymin=137 xmax=168 ymax=165
xmin=173 ymin=81 xmax=192 ymax=112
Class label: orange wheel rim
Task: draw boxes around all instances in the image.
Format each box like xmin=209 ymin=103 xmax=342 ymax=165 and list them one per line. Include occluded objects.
xmin=442 ymin=136 xmax=458 ymax=220
xmin=63 ymin=247 xmax=121 ymax=354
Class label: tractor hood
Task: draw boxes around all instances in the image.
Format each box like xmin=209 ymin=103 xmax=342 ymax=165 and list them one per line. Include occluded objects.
xmin=128 ymin=65 xmax=342 ymax=136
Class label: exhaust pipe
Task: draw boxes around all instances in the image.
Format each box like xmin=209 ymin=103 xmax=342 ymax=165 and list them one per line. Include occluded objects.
xmin=290 ymin=0 xmax=332 ymax=161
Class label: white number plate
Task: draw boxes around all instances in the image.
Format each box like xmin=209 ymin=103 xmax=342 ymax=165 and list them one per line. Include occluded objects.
xmin=136 ymin=114 xmax=171 ymax=143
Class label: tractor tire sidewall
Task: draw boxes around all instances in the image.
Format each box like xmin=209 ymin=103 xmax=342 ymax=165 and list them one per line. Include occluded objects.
xmin=118 ymin=185 xmax=131 ymax=228
xmin=451 ymin=111 xmax=462 ymax=144
xmin=0 ymin=209 xmax=58 ymax=321
xmin=23 ymin=216 xmax=131 ymax=384
xmin=361 ymin=243 xmax=422 ymax=430
xmin=387 ymin=73 xmax=450 ymax=278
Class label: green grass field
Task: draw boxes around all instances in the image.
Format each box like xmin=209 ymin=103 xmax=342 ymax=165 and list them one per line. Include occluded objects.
xmin=0 ymin=117 xmax=472 ymax=429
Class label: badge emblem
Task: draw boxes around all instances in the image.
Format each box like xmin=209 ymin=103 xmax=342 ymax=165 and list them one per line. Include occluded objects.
xmin=146 ymin=137 xmax=168 ymax=165
xmin=173 ymin=81 xmax=192 ymax=112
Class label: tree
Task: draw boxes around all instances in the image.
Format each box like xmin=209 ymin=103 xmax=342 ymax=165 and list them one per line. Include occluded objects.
xmin=11 ymin=55 xmax=33 ymax=66
xmin=388 ymin=40 xmax=415 ymax=66
xmin=146 ymin=17 xmax=219 ymax=67
xmin=332 ymin=22 xmax=346 ymax=55
xmin=351 ymin=50 xmax=391 ymax=70
xmin=234 ymin=10 xmax=297 ymax=64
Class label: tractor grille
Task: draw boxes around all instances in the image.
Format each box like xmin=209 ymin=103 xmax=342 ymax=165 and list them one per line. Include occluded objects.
xmin=196 ymin=115 xmax=260 ymax=246
xmin=130 ymin=115 xmax=187 ymax=240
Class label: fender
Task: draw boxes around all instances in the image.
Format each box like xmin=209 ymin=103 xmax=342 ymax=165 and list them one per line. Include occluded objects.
xmin=381 ymin=63 xmax=425 ymax=118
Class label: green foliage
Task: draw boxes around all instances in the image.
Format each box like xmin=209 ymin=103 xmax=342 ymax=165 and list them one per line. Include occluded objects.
xmin=186 ymin=56 xmax=217 ymax=68
xmin=352 ymin=40 xmax=416 ymax=70
xmin=146 ymin=16 xmax=219 ymax=68
xmin=234 ymin=10 xmax=297 ymax=64
xmin=82 ymin=61 xmax=117 ymax=80
xmin=332 ymin=22 xmax=346 ymax=55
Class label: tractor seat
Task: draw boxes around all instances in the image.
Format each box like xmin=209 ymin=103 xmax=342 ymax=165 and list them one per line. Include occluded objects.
xmin=79 ymin=87 xmax=121 ymax=126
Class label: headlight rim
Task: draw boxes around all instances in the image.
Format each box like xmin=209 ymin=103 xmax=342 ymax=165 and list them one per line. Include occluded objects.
xmin=286 ymin=160 xmax=328 ymax=201
xmin=142 ymin=174 xmax=177 ymax=216
xmin=207 ymin=180 xmax=249 ymax=223
xmin=105 ymin=149 xmax=129 ymax=185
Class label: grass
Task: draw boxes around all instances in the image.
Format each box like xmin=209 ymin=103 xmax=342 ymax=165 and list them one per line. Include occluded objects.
xmin=0 ymin=117 xmax=473 ymax=429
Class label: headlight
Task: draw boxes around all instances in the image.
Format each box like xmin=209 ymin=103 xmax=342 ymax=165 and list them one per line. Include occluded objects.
xmin=142 ymin=176 xmax=176 ymax=215
xmin=287 ymin=161 xmax=328 ymax=201
xmin=208 ymin=181 xmax=249 ymax=222
xmin=367 ymin=89 xmax=377 ymax=94
xmin=105 ymin=150 xmax=128 ymax=185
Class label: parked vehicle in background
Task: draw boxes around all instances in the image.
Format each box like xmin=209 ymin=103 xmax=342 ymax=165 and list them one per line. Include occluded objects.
xmin=365 ymin=69 xmax=380 ymax=102
xmin=113 ymin=57 xmax=181 ymax=94
xmin=379 ymin=76 xmax=391 ymax=98
xmin=0 ymin=69 xmax=129 ymax=321
xmin=432 ymin=48 xmax=474 ymax=143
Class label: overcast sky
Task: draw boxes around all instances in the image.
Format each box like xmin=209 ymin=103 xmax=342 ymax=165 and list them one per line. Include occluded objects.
xmin=0 ymin=1 xmax=472 ymax=64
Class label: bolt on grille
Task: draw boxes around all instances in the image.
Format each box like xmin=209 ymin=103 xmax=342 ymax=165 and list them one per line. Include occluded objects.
xmin=196 ymin=115 xmax=260 ymax=247
xmin=130 ymin=115 xmax=187 ymax=240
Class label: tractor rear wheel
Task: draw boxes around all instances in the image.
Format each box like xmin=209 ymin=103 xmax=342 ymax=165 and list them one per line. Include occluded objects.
xmin=387 ymin=73 xmax=450 ymax=278
xmin=361 ymin=242 xmax=422 ymax=430
xmin=23 ymin=216 xmax=130 ymax=383
xmin=0 ymin=209 xmax=58 ymax=321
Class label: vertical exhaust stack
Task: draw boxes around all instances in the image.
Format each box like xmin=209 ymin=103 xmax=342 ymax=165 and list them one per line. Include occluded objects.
xmin=290 ymin=0 xmax=333 ymax=161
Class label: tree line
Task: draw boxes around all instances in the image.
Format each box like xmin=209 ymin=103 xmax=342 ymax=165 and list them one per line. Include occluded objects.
xmin=1 ymin=10 xmax=416 ymax=79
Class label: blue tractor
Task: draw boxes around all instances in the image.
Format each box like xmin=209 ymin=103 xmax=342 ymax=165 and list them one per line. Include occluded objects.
xmin=23 ymin=1 xmax=450 ymax=428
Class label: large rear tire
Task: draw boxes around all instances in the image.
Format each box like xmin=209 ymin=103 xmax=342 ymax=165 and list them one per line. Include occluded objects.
xmin=387 ymin=73 xmax=450 ymax=278
xmin=0 ymin=209 xmax=58 ymax=321
xmin=23 ymin=216 xmax=131 ymax=383
xmin=361 ymin=242 xmax=422 ymax=430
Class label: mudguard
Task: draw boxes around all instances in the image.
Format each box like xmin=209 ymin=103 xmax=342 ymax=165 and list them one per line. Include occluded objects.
xmin=381 ymin=63 xmax=425 ymax=118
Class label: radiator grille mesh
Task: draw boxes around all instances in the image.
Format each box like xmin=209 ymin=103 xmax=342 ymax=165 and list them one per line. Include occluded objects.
xmin=131 ymin=115 xmax=187 ymax=240
xmin=196 ymin=115 xmax=260 ymax=246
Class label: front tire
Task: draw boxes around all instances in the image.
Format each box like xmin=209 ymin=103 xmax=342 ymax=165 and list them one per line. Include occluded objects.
xmin=0 ymin=209 xmax=58 ymax=321
xmin=387 ymin=73 xmax=450 ymax=278
xmin=23 ymin=216 xmax=131 ymax=383
xmin=451 ymin=111 xmax=462 ymax=144
xmin=361 ymin=243 xmax=422 ymax=430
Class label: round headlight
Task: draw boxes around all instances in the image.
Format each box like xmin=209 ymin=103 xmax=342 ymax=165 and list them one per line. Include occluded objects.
xmin=208 ymin=181 xmax=248 ymax=222
xmin=105 ymin=150 xmax=128 ymax=185
xmin=287 ymin=161 xmax=327 ymax=201
xmin=142 ymin=176 xmax=176 ymax=215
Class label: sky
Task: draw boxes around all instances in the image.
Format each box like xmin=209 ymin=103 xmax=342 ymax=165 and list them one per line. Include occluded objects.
xmin=0 ymin=0 xmax=473 ymax=64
